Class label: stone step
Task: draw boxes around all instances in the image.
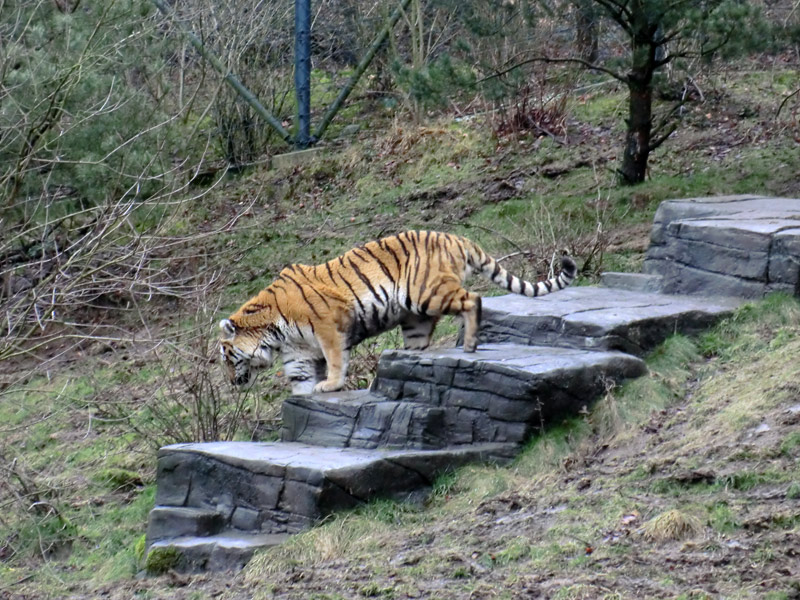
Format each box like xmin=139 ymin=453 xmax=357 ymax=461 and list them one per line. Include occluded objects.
xmin=474 ymin=287 xmax=741 ymax=356
xmin=600 ymin=272 xmax=663 ymax=293
xmin=372 ymin=343 xmax=646 ymax=446
xmin=282 ymin=390 xmax=447 ymax=449
xmin=146 ymin=506 xmax=225 ymax=543
xmin=147 ymin=532 xmax=289 ymax=573
xmin=146 ymin=441 xmax=514 ymax=570
xmin=643 ymin=195 xmax=800 ymax=298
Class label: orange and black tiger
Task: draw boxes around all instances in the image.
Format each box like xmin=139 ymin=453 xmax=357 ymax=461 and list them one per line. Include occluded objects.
xmin=220 ymin=231 xmax=577 ymax=394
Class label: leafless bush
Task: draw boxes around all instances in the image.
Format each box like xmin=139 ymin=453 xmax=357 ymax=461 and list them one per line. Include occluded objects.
xmin=104 ymin=318 xmax=255 ymax=449
xmin=0 ymin=1 xmax=243 ymax=371
xmin=494 ymin=82 xmax=570 ymax=140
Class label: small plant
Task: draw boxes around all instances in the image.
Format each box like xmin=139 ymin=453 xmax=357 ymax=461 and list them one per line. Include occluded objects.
xmin=780 ymin=432 xmax=800 ymax=457
xmin=786 ymin=482 xmax=800 ymax=500
xmin=707 ymin=502 xmax=740 ymax=534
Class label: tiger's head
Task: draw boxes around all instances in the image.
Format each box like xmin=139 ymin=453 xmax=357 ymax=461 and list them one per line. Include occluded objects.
xmin=219 ymin=318 xmax=277 ymax=386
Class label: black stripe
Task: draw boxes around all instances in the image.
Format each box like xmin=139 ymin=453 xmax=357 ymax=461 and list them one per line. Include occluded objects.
xmin=362 ymin=245 xmax=395 ymax=283
xmin=491 ymin=262 xmax=501 ymax=280
xmin=420 ymin=280 xmax=446 ymax=314
xmin=444 ymin=244 xmax=459 ymax=270
xmin=295 ymin=268 xmax=332 ymax=308
xmin=338 ymin=273 xmax=365 ymax=312
xmin=544 ymin=279 xmax=553 ymax=292
xmin=418 ymin=251 xmax=432 ymax=298
xmin=506 ymin=271 xmax=514 ymax=289
xmin=396 ymin=234 xmax=412 ymax=262
xmin=350 ymin=247 xmax=370 ymax=263
xmin=348 ymin=258 xmax=385 ymax=305
xmin=441 ymin=288 xmax=458 ymax=313
xmin=419 ymin=297 xmax=431 ymax=315
xmin=243 ymin=303 xmax=264 ymax=314
xmin=267 ymin=288 xmax=290 ymax=323
xmin=326 ymin=261 xmax=335 ymax=283
xmin=283 ymin=273 xmax=322 ymax=318
xmin=456 ymin=238 xmax=468 ymax=264
xmin=408 ymin=232 xmax=421 ymax=282
xmin=370 ymin=304 xmax=382 ymax=332
xmin=380 ymin=238 xmax=403 ymax=272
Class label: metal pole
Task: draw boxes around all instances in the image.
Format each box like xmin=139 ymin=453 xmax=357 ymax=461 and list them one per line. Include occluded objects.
xmin=150 ymin=0 xmax=293 ymax=146
xmin=295 ymin=0 xmax=312 ymax=149
xmin=313 ymin=0 xmax=413 ymax=142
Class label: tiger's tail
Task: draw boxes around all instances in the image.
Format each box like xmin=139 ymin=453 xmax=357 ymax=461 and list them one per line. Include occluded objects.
xmin=467 ymin=241 xmax=578 ymax=297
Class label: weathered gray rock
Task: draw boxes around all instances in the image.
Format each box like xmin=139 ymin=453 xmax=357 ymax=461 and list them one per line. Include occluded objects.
xmin=600 ymin=272 xmax=664 ymax=293
xmin=146 ymin=507 xmax=224 ymax=543
xmin=148 ymin=532 xmax=288 ymax=573
xmin=372 ymin=344 xmax=646 ymax=445
xmin=282 ymin=390 xmax=446 ymax=449
xmin=284 ymin=345 xmax=645 ymax=450
xmin=643 ymin=196 xmax=800 ymax=298
xmin=146 ymin=441 xmax=514 ymax=570
xmin=474 ymin=288 xmax=740 ymax=356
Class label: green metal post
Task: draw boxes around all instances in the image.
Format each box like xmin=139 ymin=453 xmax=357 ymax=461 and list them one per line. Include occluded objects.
xmin=295 ymin=0 xmax=312 ymax=148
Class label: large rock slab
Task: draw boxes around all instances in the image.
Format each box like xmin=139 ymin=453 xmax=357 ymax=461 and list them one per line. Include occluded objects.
xmin=282 ymin=390 xmax=447 ymax=449
xmin=146 ymin=441 xmax=514 ymax=570
xmin=474 ymin=287 xmax=740 ymax=356
xmin=643 ymin=196 xmax=800 ymax=298
xmin=372 ymin=344 xmax=646 ymax=446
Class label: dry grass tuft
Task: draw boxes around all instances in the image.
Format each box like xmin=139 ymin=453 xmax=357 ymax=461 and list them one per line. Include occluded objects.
xmin=641 ymin=509 xmax=704 ymax=542
xmin=245 ymin=514 xmax=392 ymax=581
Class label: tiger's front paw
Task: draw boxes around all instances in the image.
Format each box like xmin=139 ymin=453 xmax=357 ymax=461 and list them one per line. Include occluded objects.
xmin=313 ymin=379 xmax=344 ymax=393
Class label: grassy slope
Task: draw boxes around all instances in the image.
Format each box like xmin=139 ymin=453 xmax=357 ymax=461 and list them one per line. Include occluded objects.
xmin=2 ymin=67 xmax=800 ymax=599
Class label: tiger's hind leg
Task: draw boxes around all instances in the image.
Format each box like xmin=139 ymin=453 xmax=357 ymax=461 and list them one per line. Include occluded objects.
xmin=401 ymin=314 xmax=440 ymax=350
xmin=416 ymin=278 xmax=482 ymax=353
xmin=458 ymin=292 xmax=482 ymax=353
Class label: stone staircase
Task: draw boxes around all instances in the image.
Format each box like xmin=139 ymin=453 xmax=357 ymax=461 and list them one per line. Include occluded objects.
xmin=145 ymin=195 xmax=800 ymax=572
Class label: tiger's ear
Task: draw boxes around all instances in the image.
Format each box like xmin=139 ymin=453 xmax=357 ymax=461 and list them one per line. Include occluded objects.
xmin=219 ymin=319 xmax=236 ymax=341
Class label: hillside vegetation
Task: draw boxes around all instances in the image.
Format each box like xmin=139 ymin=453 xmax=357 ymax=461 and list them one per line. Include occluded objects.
xmin=2 ymin=2 xmax=800 ymax=598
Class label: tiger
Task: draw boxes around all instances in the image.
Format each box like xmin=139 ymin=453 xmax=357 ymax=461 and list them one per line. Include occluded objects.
xmin=219 ymin=231 xmax=577 ymax=395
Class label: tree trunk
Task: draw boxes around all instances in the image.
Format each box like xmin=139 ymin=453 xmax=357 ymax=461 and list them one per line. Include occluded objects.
xmin=619 ymin=81 xmax=652 ymax=184
xmin=619 ymin=38 xmax=655 ymax=185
